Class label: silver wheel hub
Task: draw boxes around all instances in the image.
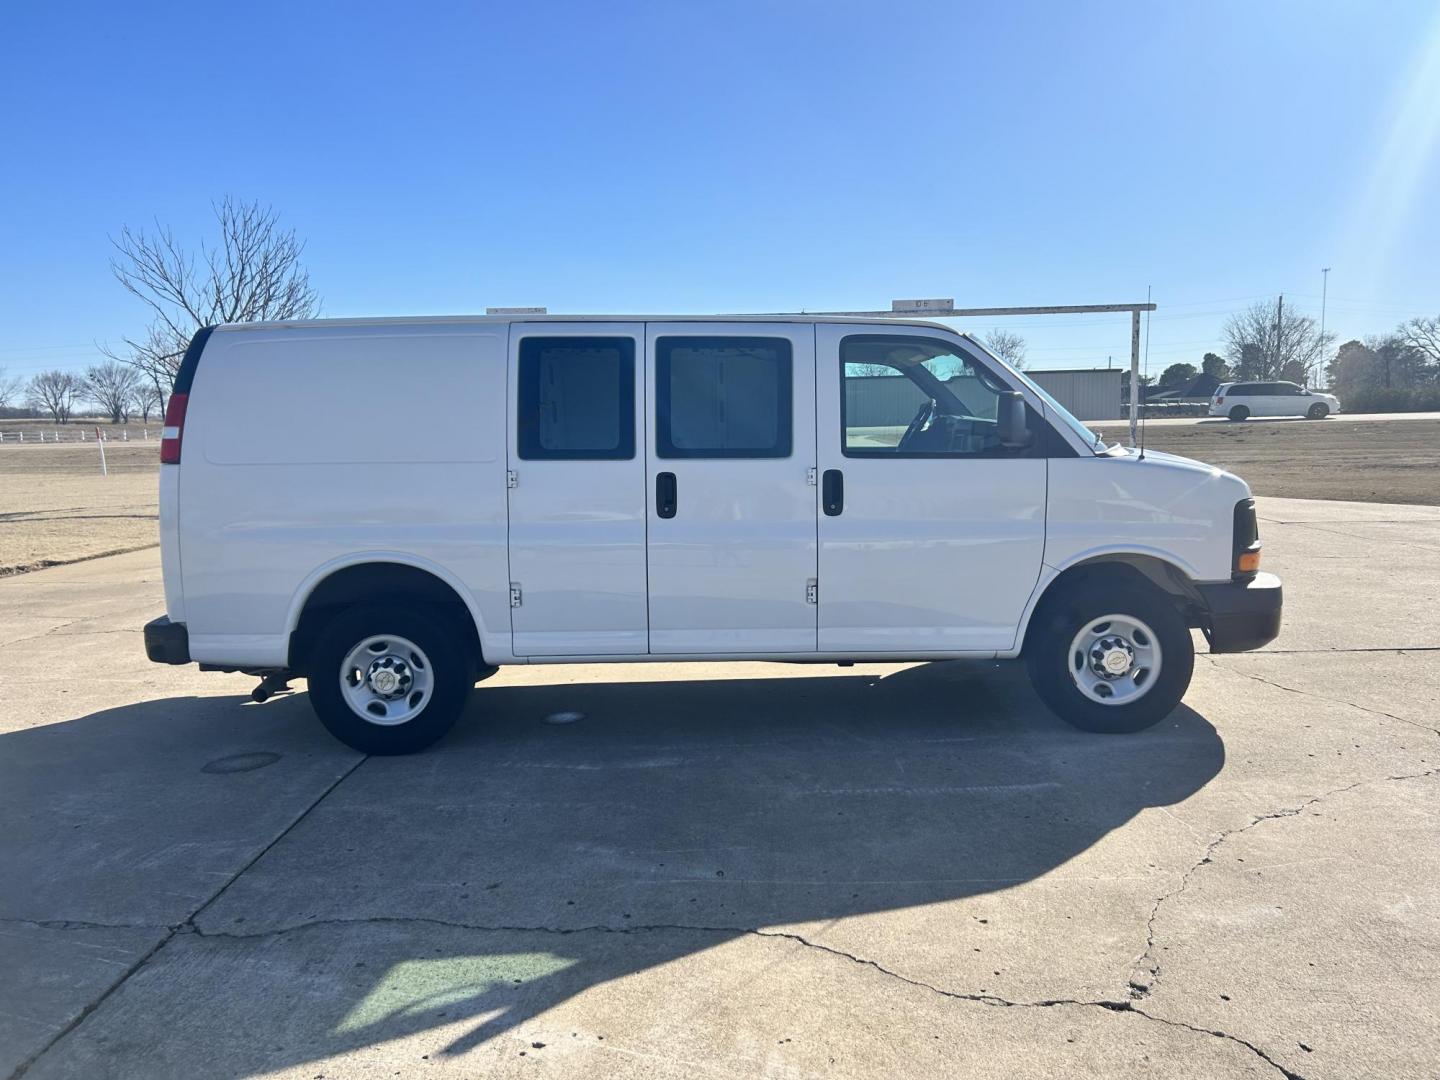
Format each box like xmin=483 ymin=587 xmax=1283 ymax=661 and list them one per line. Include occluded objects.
xmin=1093 ymin=637 xmax=1136 ymax=677
xmin=340 ymin=634 xmax=433 ymax=726
xmin=366 ymin=657 xmax=410 ymax=697
xmin=1068 ymin=615 xmax=1162 ymax=706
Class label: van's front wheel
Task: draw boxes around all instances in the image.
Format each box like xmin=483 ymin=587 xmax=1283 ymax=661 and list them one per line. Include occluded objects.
xmin=1025 ymin=581 xmax=1194 ymax=734
xmin=308 ymin=604 xmax=471 ymax=754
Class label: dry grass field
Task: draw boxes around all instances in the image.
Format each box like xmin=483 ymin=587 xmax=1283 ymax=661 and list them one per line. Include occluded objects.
xmin=0 ymin=441 xmax=159 ymax=574
xmin=1093 ymin=416 xmax=1440 ymax=506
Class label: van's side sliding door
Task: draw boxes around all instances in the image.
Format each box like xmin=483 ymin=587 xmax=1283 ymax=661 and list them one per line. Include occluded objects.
xmin=643 ymin=323 xmax=818 ymax=653
xmin=506 ymin=323 xmax=649 ymax=655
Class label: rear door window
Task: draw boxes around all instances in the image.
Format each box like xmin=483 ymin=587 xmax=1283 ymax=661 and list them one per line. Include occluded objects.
xmin=517 ymin=337 xmax=635 ymax=460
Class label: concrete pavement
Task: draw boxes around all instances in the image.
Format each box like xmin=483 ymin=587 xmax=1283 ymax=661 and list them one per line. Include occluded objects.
xmin=2 ymin=497 xmax=1437 ymax=1079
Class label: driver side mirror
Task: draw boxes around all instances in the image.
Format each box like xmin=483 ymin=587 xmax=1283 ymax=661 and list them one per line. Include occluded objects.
xmin=998 ymin=391 xmax=1031 ymax=449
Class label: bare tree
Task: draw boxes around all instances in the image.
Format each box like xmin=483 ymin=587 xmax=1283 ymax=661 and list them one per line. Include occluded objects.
xmin=28 ymin=370 xmax=81 ymax=424
xmin=129 ymin=382 xmax=163 ymax=423
xmin=982 ymin=330 xmax=1028 ymax=370
xmin=0 ymin=366 xmax=23 ymax=409
xmin=1222 ymin=298 xmax=1331 ymax=383
xmin=85 ymin=361 xmax=142 ymax=423
xmin=106 ymin=197 xmax=320 ymax=403
xmin=1398 ymin=314 xmax=1440 ymax=368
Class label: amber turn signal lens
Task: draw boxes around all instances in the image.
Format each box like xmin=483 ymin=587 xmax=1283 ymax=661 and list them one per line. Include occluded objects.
xmin=1236 ymin=550 xmax=1262 ymax=573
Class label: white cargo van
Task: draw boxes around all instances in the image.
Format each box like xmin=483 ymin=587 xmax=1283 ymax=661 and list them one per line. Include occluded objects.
xmin=145 ymin=316 xmax=1281 ymax=753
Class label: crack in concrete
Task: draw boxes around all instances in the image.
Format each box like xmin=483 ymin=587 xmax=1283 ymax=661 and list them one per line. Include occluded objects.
xmin=32 ymin=670 xmax=1440 ymax=1080
xmin=757 ymin=929 xmax=1310 ymax=1079
xmin=0 ymin=917 xmax=170 ymax=934
xmin=6 ymin=754 xmax=369 ymax=1080
xmin=181 ymin=915 xmax=1308 ymax=1079
xmin=25 ymin=768 xmax=1436 ymax=1080
xmin=1247 ymin=646 xmax=1440 ymax=655
xmin=1201 ymin=653 xmax=1440 ymax=737
xmin=1123 ymin=771 xmax=1440 ymax=1059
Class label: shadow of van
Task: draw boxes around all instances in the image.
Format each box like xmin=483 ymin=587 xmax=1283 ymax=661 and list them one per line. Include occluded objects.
xmin=8 ymin=660 xmax=1224 ymax=1075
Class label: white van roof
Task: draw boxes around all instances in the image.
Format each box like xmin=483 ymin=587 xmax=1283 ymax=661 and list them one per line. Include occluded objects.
xmin=211 ymin=314 xmax=969 ymax=335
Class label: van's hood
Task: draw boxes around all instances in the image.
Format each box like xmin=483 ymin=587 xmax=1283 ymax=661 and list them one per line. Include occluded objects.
xmin=1109 ymin=445 xmax=1252 ymax=497
xmin=1120 ymin=447 xmax=1213 ymax=471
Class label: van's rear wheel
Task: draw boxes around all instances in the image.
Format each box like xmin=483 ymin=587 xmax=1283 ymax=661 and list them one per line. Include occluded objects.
xmin=1025 ymin=581 xmax=1194 ymax=734
xmin=1228 ymin=405 xmax=1249 ymax=421
xmin=1307 ymin=402 xmax=1329 ymax=419
xmin=308 ymin=604 xmax=471 ymax=754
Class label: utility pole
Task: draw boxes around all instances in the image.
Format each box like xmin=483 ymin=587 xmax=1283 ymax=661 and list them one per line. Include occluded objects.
xmin=1129 ymin=311 xmax=1141 ymax=446
xmin=1318 ymin=268 xmax=1331 ymax=386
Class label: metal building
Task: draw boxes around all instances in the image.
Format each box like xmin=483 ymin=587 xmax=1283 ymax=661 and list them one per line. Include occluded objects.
xmin=1027 ymin=367 xmax=1124 ymax=421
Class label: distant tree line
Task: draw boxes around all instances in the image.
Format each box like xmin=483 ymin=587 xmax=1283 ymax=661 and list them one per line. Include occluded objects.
xmin=1143 ymin=298 xmax=1440 ymax=412
xmin=0 ymin=363 xmax=164 ymax=425
xmin=1325 ymin=318 xmax=1440 ymax=411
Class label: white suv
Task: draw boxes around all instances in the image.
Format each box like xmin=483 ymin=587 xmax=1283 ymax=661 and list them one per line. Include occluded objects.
xmin=1210 ymin=381 xmax=1341 ymax=421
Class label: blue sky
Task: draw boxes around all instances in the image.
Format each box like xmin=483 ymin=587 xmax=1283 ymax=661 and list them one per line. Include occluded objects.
xmin=3 ymin=0 xmax=1439 ymax=379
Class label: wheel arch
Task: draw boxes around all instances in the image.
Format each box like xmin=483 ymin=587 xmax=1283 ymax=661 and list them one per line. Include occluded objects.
xmin=1018 ymin=552 xmax=1205 ymax=656
xmin=285 ymin=554 xmax=487 ymax=675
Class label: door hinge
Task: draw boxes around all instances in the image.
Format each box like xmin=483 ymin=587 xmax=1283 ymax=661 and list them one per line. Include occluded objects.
xmin=806 ymin=467 xmax=817 ymax=486
xmin=806 ymin=578 xmax=818 ymax=605
xmin=506 ymin=469 xmax=518 ymax=489
xmin=509 ymin=583 xmax=522 ymax=607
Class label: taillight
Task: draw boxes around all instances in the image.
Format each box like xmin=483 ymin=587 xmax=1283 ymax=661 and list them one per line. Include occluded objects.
xmin=160 ymin=393 xmax=188 ymax=464
xmin=1216 ymin=396 xmax=1225 ymax=404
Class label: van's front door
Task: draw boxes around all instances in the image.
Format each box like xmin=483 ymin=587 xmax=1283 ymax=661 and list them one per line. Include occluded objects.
xmin=507 ymin=324 xmax=648 ymax=655
xmin=644 ymin=323 xmax=818 ymax=653
xmin=814 ymin=325 xmax=1046 ymax=653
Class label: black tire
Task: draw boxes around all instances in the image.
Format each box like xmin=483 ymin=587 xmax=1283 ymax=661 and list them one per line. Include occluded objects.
xmin=1025 ymin=580 xmax=1194 ymax=734
xmin=1307 ymin=402 xmax=1329 ymax=419
xmin=307 ymin=604 xmax=472 ymax=754
xmin=1228 ymin=405 xmax=1249 ymax=421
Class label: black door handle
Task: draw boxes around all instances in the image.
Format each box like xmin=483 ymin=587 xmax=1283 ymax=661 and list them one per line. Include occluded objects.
xmin=656 ymin=472 xmax=677 ymax=518
xmin=822 ymin=469 xmax=844 ymax=516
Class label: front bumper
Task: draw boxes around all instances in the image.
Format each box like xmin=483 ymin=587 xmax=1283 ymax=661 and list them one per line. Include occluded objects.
xmin=144 ymin=616 xmax=191 ymax=665
xmin=1196 ymin=572 xmax=1282 ymax=653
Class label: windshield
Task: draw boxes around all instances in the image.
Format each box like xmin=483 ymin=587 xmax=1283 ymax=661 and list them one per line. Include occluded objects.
xmin=965 ymin=337 xmax=1106 ymax=452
